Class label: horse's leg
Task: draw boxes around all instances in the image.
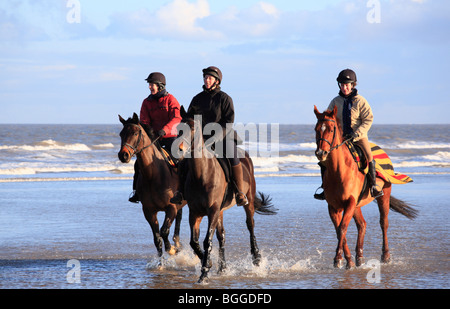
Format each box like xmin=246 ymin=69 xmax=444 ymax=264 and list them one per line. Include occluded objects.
xmin=142 ymin=207 xmax=163 ymax=257
xmin=216 ymin=210 xmax=226 ymax=274
xmin=339 ymin=198 xmax=357 ymax=269
xmin=173 ymin=208 xmax=183 ymax=251
xmin=198 ymin=206 xmax=220 ymax=283
xmin=353 ymin=207 xmax=366 ymax=267
xmin=328 ymin=202 xmax=355 ymax=269
xmin=328 ymin=205 xmax=344 ymax=268
xmin=189 ymin=212 xmax=204 ymax=261
xmin=377 ymin=183 xmax=392 ymax=263
xmin=160 ymin=205 xmax=178 ymax=255
xmin=244 ymin=202 xmax=261 ymax=266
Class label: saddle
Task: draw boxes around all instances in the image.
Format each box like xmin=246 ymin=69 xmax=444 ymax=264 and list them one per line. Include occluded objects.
xmin=347 ymin=141 xmax=413 ymax=184
xmin=160 ymin=147 xmax=177 ymax=167
xmin=347 ymin=141 xmax=369 ymax=174
xmin=217 ymin=157 xmax=231 ymax=183
xmin=346 ymin=141 xmax=370 ymax=203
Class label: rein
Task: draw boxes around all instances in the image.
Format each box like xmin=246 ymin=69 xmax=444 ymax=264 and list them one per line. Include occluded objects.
xmin=316 ymin=118 xmax=352 ymax=152
xmin=122 ymin=123 xmax=161 ymax=157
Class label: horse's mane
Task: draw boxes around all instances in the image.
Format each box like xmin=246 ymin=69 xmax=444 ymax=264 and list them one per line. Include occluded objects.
xmin=124 ymin=116 xmax=139 ymax=125
xmin=323 ymin=108 xmax=344 ymax=136
xmin=123 ymin=114 xmax=158 ymax=141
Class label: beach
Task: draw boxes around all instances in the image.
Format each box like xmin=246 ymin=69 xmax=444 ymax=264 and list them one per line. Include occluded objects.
xmin=0 ymin=124 xmax=449 ymax=289
xmin=0 ymin=175 xmax=448 ymax=289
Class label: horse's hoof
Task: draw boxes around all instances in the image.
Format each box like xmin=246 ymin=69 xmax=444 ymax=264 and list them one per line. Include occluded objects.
xmin=252 ymin=255 xmax=262 ymax=267
xmin=197 ymin=272 xmax=209 ymax=284
xmin=334 ymin=259 xmax=344 ymax=268
xmin=217 ymin=265 xmax=227 ymax=274
xmin=346 ymin=260 xmax=356 ymax=270
xmin=381 ymin=254 xmax=391 ymax=264
xmin=168 ymin=246 xmax=177 ymax=256
xmin=356 ymin=256 xmax=364 ymax=267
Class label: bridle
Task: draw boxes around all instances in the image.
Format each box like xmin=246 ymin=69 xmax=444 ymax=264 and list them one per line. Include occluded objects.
xmin=121 ymin=123 xmax=160 ymax=156
xmin=316 ymin=118 xmax=351 ymax=153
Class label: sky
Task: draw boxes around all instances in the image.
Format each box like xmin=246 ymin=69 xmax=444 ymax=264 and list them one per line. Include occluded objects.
xmin=0 ymin=0 xmax=449 ymax=124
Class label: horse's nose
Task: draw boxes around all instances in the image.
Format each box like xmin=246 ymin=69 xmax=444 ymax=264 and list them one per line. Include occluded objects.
xmin=315 ymin=149 xmax=322 ymax=158
xmin=118 ymin=150 xmax=130 ymax=163
xmin=315 ymin=149 xmax=328 ymax=161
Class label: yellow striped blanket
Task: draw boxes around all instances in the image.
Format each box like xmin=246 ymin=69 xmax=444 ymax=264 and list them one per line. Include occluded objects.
xmin=348 ymin=142 xmax=413 ymax=184
xmin=370 ymin=143 xmax=413 ymax=184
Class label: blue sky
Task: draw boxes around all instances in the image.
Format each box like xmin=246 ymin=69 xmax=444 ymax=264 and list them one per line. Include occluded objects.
xmin=0 ymin=0 xmax=449 ymax=124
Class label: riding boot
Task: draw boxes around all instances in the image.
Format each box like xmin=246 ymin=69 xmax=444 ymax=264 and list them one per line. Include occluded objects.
xmin=129 ymin=162 xmax=140 ymax=203
xmin=368 ymin=160 xmax=383 ymax=198
xmin=314 ymin=163 xmax=326 ymax=201
xmin=232 ymin=163 xmax=249 ymax=206
xmin=170 ymin=160 xmax=186 ymax=205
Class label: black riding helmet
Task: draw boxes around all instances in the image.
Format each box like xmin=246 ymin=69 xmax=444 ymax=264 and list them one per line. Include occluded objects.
xmin=202 ymin=66 xmax=222 ymax=84
xmin=145 ymin=72 xmax=166 ymax=85
xmin=337 ymin=69 xmax=357 ymax=84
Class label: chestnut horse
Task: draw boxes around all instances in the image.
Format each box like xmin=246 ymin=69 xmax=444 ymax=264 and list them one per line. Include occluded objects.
xmin=314 ymin=106 xmax=417 ymax=269
xmin=118 ymin=113 xmax=185 ymax=259
xmin=179 ymin=114 xmax=277 ymax=283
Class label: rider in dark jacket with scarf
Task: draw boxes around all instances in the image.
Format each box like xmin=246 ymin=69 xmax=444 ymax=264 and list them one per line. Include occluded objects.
xmin=171 ymin=66 xmax=248 ymax=206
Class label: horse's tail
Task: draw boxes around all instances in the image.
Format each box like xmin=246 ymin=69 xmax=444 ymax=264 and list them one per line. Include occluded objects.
xmin=254 ymin=191 xmax=278 ymax=215
xmin=387 ymin=195 xmax=418 ymax=220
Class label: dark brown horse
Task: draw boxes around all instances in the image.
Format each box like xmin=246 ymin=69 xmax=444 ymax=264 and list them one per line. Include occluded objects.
xmin=314 ymin=106 xmax=417 ymax=269
xmin=179 ymin=115 xmax=276 ymax=283
xmin=118 ymin=113 xmax=185 ymax=259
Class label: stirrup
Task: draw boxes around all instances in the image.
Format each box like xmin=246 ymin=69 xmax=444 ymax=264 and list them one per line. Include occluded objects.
xmin=170 ymin=191 xmax=183 ymax=205
xmin=236 ymin=192 xmax=249 ymax=206
xmin=371 ymin=185 xmax=384 ymax=199
xmin=314 ymin=187 xmax=326 ymax=201
xmin=128 ymin=191 xmax=140 ymax=203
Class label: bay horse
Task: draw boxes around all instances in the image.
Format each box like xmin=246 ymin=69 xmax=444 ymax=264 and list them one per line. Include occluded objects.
xmin=314 ymin=105 xmax=417 ymax=269
xmin=118 ymin=113 xmax=185 ymax=259
xmin=179 ymin=114 xmax=277 ymax=283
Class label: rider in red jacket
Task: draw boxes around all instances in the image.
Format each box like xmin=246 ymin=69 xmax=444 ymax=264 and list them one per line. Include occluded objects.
xmin=140 ymin=86 xmax=181 ymax=139
xmin=129 ymin=72 xmax=181 ymax=203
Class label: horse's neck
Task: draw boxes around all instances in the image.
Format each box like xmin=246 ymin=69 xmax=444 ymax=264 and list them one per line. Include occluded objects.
xmin=138 ymin=143 xmax=166 ymax=180
xmin=327 ymin=138 xmax=356 ymax=178
xmin=189 ymin=137 xmax=215 ymax=182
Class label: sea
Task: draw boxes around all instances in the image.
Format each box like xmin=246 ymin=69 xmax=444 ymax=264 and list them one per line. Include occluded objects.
xmin=0 ymin=123 xmax=449 ymax=292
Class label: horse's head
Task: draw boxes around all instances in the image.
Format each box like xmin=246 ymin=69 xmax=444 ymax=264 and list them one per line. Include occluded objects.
xmin=179 ymin=105 xmax=202 ymax=143
xmin=177 ymin=106 xmax=211 ymax=159
xmin=314 ymin=105 xmax=339 ymax=162
xmin=118 ymin=113 xmax=155 ymax=163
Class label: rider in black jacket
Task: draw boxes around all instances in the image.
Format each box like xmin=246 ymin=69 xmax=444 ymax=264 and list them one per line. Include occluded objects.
xmin=171 ymin=66 xmax=248 ymax=206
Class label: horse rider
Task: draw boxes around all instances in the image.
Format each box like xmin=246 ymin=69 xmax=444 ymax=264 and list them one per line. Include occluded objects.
xmin=129 ymin=72 xmax=182 ymax=203
xmin=170 ymin=66 xmax=249 ymax=206
xmin=314 ymin=68 xmax=383 ymax=200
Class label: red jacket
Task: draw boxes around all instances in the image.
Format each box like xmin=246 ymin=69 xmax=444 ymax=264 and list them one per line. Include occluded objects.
xmin=139 ymin=92 xmax=181 ymax=138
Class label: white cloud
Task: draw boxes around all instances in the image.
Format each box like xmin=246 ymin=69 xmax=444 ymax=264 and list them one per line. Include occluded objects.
xmin=259 ymin=2 xmax=280 ymax=19
xmin=156 ymin=0 xmax=210 ymax=35
xmin=200 ymin=1 xmax=281 ymax=38
xmin=108 ymin=0 xmax=222 ymax=40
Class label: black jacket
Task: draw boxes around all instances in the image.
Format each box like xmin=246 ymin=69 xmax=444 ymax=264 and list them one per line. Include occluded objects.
xmin=187 ymin=86 xmax=235 ymax=141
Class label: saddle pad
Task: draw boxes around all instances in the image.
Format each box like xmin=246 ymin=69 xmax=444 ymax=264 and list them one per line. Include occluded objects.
xmin=370 ymin=143 xmax=413 ymax=184
xmin=161 ymin=148 xmax=176 ymax=167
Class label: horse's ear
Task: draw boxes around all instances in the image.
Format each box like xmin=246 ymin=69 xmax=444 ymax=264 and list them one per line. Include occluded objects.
xmin=132 ymin=112 xmax=139 ymax=123
xmin=314 ymin=105 xmax=321 ymax=118
xmin=180 ymin=105 xmax=187 ymax=119
xmin=119 ymin=115 xmax=126 ymax=125
xmin=332 ymin=105 xmax=338 ymax=117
